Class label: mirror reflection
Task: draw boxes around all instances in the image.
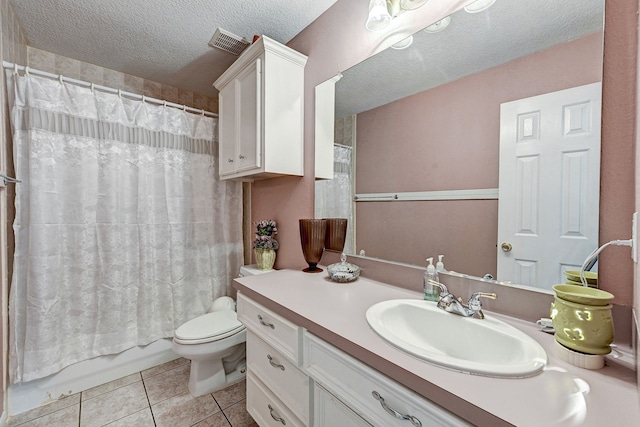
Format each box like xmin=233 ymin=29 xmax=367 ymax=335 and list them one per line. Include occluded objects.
xmin=314 ymin=0 xmax=604 ymax=291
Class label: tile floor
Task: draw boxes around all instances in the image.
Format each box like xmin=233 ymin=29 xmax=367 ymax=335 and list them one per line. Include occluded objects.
xmin=7 ymin=358 xmax=258 ymax=427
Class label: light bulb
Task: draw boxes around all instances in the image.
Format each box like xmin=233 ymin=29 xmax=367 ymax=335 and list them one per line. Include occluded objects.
xmin=464 ymin=0 xmax=497 ymax=13
xmin=366 ymin=0 xmax=392 ymax=31
xmin=400 ymin=0 xmax=429 ymax=11
xmin=423 ymin=16 xmax=451 ymax=33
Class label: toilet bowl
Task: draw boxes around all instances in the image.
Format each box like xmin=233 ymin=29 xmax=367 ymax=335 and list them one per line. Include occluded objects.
xmin=172 ymin=296 xmax=247 ymax=396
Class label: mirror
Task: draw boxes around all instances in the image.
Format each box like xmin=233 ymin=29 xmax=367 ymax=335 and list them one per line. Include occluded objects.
xmin=314 ymin=0 xmax=604 ymax=291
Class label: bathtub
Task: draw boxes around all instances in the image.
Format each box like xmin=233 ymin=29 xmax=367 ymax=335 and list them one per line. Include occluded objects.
xmin=8 ymin=338 xmax=179 ymax=415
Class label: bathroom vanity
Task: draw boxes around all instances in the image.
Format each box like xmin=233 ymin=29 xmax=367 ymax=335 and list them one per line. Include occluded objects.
xmin=234 ymin=269 xmax=639 ymax=426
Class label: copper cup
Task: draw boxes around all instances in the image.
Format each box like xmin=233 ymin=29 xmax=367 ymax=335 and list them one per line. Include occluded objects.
xmin=299 ymin=219 xmax=327 ymax=273
xmin=324 ymin=218 xmax=348 ymax=252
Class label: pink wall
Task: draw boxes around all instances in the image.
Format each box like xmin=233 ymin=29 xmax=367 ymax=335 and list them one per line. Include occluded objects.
xmin=253 ymin=0 xmax=636 ymax=306
xmin=355 ymin=32 xmax=602 ymax=276
xmin=251 ymin=0 xmax=470 ymax=270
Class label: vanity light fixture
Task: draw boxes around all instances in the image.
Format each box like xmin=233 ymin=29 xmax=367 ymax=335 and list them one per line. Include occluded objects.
xmin=366 ymin=0 xmax=430 ymax=31
xmin=463 ymin=0 xmax=497 ymax=13
xmin=366 ymin=0 xmax=393 ymax=31
xmin=391 ymin=35 xmax=414 ymax=49
xmin=423 ymin=16 xmax=451 ymax=33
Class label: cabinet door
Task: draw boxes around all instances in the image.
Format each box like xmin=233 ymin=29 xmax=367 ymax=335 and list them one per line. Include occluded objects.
xmin=314 ymin=383 xmax=372 ymax=427
xmin=218 ymin=81 xmax=237 ymax=176
xmin=236 ymin=58 xmax=262 ymax=172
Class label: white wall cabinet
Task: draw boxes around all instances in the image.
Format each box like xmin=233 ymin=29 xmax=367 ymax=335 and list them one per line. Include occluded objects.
xmin=214 ymin=36 xmax=307 ymax=181
xmin=237 ymin=292 xmax=468 ymax=427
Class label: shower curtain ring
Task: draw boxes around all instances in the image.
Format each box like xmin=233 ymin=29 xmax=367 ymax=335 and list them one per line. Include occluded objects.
xmin=24 ymin=66 xmax=30 ymax=76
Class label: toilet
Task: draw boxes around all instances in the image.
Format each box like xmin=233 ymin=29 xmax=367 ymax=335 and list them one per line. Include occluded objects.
xmin=172 ymin=296 xmax=247 ymax=396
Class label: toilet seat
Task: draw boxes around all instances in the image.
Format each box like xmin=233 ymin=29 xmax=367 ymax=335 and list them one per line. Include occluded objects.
xmin=174 ymin=311 xmax=245 ymax=345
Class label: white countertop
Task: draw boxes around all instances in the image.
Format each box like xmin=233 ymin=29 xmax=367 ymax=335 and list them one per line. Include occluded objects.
xmin=233 ymin=269 xmax=639 ymax=427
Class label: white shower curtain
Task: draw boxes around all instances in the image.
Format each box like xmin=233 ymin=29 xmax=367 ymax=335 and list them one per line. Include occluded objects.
xmin=6 ymin=71 xmax=243 ymax=383
xmin=315 ymin=145 xmax=354 ymax=254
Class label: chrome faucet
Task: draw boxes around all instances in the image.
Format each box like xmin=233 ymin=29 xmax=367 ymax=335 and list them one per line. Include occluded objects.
xmin=427 ymin=280 xmax=497 ymax=319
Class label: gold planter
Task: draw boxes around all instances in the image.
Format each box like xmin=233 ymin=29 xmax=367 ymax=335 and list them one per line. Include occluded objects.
xmin=255 ymin=248 xmax=276 ymax=270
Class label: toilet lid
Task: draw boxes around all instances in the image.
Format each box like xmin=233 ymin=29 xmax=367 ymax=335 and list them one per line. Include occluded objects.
xmin=175 ymin=311 xmax=244 ymax=342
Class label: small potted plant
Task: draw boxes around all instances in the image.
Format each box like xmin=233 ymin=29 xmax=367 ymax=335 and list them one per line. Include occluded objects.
xmin=253 ymin=219 xmax=279 ymax=270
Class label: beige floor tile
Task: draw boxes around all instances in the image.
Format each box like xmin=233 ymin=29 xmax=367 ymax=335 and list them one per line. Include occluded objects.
xmin=151 ymin=391 xmax=220 ymax=427
xmin=9 ymin=404 xmax=79 ymax=427
xmin=141 ymin=357 xmax=189 ymax=379
xmin=192 ymin=412 xmax=231 ymax=427
xmin=104 ymin=408 xmax=155 ymax=427
xmin=223 ymin=400 xmax=258 ymax=427
xmin=212 ymin=380 xmax=246 ymax=410
xmin=143 ymin=363 xmax=190 ymax=404
xmin=7 ymin=393 xmax=80 ymax=426
xmin=82 ymin=372 xmax=142 ymax=401
xmin=80 ymin=380 xmax=149 ymax=427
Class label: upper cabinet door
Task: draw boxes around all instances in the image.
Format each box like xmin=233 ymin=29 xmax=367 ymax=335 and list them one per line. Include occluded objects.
xmin=236 ymin=58 xmax=261 ymax=173
xmin=218 ymin=81 xmax=237 ymax=177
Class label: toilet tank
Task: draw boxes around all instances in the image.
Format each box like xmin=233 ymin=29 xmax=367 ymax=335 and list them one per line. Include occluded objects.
xmin=239 ymin=264 xmax=274 ymax=277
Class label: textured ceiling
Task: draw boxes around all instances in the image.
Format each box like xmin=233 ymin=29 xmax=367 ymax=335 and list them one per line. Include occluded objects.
xmin=335 ymin=0 xmax=605 ymax=118
xmin=10 ymin=0 xmax=338 ymax=97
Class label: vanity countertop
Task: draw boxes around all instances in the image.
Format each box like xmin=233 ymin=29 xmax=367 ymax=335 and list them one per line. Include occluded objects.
xmin=233 ymin=268 xmax=639 ymax=427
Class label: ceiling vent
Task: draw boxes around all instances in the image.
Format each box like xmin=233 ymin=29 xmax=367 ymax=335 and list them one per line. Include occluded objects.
xmin=208 ymin=28 xmax=250 ymax=56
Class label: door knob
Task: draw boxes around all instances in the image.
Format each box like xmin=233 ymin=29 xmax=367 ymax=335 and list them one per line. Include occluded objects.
xmin=501 ymin=242 xmax=512 ymax=252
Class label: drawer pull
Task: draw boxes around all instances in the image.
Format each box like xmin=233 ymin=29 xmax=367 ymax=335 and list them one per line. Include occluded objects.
xmin=372 ymin=391 xmax=422 ymax=427
xmin=268 ymin=404 xmax=287 ymax=425
xmin=267 ymin=354 xmax=285 ymax=371
xmin=257 ymin=314 xmax=275 ymax=329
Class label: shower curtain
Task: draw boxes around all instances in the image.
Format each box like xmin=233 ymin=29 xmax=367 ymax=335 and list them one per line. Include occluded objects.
xmin=6 ymin=71 xmax=243 ymax=383
xmin=315 ymin=145 xmax=354 ymax=254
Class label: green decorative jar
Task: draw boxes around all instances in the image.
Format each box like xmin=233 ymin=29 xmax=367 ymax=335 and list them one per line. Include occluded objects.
xmin=551 ymin=284 xmax=614 ymax=355
xmin=255 ymin=248 xmax=276 ymax=270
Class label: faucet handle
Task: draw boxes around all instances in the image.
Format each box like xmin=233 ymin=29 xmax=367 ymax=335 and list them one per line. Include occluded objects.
xmin=427 ymin=279 xmax=449 ymax=295
xmin=467 ymin=292 xmax=497 ymax=311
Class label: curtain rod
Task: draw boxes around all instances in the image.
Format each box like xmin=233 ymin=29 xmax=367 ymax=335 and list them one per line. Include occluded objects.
xmin=334 ymin=143 xmax=352 ymax=149
xmin=2 ymin=61 xmax=218 ymax=118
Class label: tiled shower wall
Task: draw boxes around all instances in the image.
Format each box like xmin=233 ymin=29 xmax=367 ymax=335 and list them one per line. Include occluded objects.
xmin=27 ymin=47 xmax=219 ymax=114
xmin=1 ymin=0 xmax=28 ymax=418
xmin=1 ymin=1 xmax=221 ymax=418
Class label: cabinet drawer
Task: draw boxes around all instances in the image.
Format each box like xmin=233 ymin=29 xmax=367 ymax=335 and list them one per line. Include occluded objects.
xmin=303 ymin=332 xmax=471 ymax=427
xmin=237 ymin=293 xmax=301 ymax=364
xmin=247 ymin=373 xmax=305 ymax=427
xmin=247 ymin=331 xmax=310 ymax=425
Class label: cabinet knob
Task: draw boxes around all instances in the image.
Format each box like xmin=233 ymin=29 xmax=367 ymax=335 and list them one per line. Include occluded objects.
xmin=228 ymin=158 xmax=234 ymax=163
xmin=238 ymin=154 xmax=245 ymax=159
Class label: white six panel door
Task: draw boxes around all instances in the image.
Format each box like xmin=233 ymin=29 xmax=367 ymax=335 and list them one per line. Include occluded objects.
xmin=497 ymin=82 xmax=602 ymax=289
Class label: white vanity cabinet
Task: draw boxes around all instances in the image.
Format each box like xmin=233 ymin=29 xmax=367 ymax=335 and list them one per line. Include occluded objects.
xmin=237 ymin=292 xmax=468 ymax=427
xmin=304 ymin=332 xmax=471 ymax=427
xmin=213 ymin=36 xmax=307 ymax=181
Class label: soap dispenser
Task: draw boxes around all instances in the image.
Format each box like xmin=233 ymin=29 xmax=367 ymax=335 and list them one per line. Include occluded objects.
xmin=423 ymin=257 xmax=440 ymax=301
xmin=436 ymin=255 xmax=446 ymax=273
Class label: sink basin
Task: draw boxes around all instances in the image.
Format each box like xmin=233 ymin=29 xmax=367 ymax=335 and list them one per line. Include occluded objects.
xmin=366 ymin=299 xmax=547 ymax=377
